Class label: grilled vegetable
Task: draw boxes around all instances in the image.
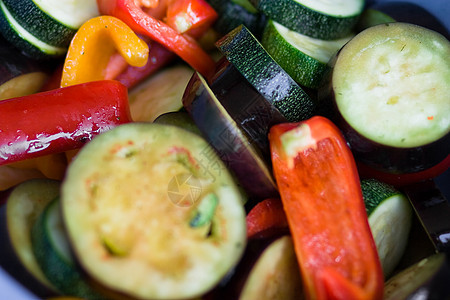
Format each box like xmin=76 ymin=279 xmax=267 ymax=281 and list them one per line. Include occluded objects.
xmin=248 ymin=0 xmax=364 ymax=39
xmin=0 ymin=0 xmax=98 ymax=58
xmin=61 ymin=123 xmax=247 ymax=299
xmin=0 ymin=80 xmax=131 ymax=165
xmin=97 ymin=0 xmax=216 ymax=79
xmin=182 ymin=70 xmax=279 ymax=201
xmin=269 ymin=116 xmax=384 ymax=300
xmin=211 ymin=236 xmax=304 ymax=300
xmin=360 ymin=178 xmax=412 ymax=278
xmin=60 ymin=16 xmax=149 ymax=88
xmin=31 ymin=198 xmax=105 ymax=299
xmin=0 ymin=179 xmax=60 ymax=297
xmin=318 ymin=22 xmax=450 ymax=179
xmin=384 ymin=253 xmax=450 ymax=300
xmin=216 ymin=25 xmax=316 ymax=123
xmin=261 ymin=19 xmax=353 ymax=89
xmin=129 ymin=64 xmax=194 ymax=122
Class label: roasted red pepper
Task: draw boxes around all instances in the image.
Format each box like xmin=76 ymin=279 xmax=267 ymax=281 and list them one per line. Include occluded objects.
xmin=97 ymin=0 xmax=216 ymax=79
xmin=0 ymin=81 xmax=131 ymax=165
xmin=165 ymin=0 xmax=218 ymax=38
xmin=269 ymin=116 xmax=384 ymax=300
xmin=246 ymin=198 xmax=289 ymax=239
xmin=357 ymin=155 xmax=450 ymax=187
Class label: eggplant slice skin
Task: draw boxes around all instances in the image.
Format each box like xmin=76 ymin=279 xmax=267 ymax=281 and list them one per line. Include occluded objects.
xmin=183 ymin=70 xmax=279 ymax=201
xmin=319 ymin=22 xmax=450 ymax=174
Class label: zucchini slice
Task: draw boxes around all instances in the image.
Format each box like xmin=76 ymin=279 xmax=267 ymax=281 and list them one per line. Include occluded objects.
xmin=262 ymin=19 xmax=353 ymax=89
xmin=0 ymin=0 xmax=66 ymax=59
xmin=61 ymin=123 xmax=247 ymax=299
xmin=31 ymin=198 xmax=105 ymax=299
xmin=153 ymin=111 xmax=202 ymax=136
xmin=319 ymin=22 xmax=450 ymax=174
xmin=208 ymin=0 xmax=267 ymax=38
xmin=129 ymin=64 xmax=194 ymax=122
xmin=216 ymin=25 xmax=316 ymax=122
xmin=249 ymin=0 xmax=364 ymax=40
xmin=1 ymin=179 xmax=60 ymax=296
xmin=239 ymin=236 xmax=303 ymax=300
xmin=360 ymin=178 xmax=413 ymax=278
xmin=211 ymin=236 xmax=303 ymax=299
xmin=384 ymin=253 xmax=450 ymax=300
xmin=1 ymin=0 xmax=98 ymax=47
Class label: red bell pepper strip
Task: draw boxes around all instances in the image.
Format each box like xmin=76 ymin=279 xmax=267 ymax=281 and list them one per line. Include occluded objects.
xmin=357 ymin=155 xmax=450 ymax=187
xmin=165 ymin=0 xmax=218 ymax=38
xmin=97 ymin=0 xmax=216 ymax=79
xmin=246 ymin=198 xmax=289 ymax=239
xmin=269 ymin=116 xmax=384 ymax=300
xmin=0 ymin=80 xmax=131 ymax=166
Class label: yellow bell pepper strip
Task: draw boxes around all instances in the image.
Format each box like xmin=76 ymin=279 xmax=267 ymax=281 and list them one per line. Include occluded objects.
xmin=60 ymin=15 xmax=149 ymax=87
xmin=269 ymin=116 xmax=384 ymax=300
xmin=97 ymin=0 xmax=216 ymax=79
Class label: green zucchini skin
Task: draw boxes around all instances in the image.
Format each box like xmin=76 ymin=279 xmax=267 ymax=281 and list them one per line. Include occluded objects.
xmin=261 ymin=19 xmax=352 ymax=89
xmin=0 ymin=1 xmax=66 ymax=59
xmin=249 ymin=0 xmax=362 ymax=40
xmin=31 ymin=198 xmax=106 ymax=299
xmin=216 ymin=25 xmax=316 ymax=123
xmin=2 ymin=0 xmax=76 ymax=47
xmin=360 ymin=178 xmax=413 ymax=277
xmin=0 ymin=179 xmax=60 ymax=298
xmin=207 ymin=0 xmax=267 ymax=39
xmin=210 ymin=57 xmax=288 ymax=163
xmin=361 ymin=178 xmax=404 ymax=216
xmin=318 ymin=22 xmax=450 ymax=174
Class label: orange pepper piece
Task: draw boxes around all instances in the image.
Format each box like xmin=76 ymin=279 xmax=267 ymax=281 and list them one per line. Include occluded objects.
xmin=61 ymin=15 xmax=149 ymax=87
xmin=269 ymin=116 xmax=384 ymax=300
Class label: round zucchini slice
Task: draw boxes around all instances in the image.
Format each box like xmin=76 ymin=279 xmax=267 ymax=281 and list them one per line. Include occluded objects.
xmin=262 ymin=19 xmax=353 ymax=89
xmin=215 ymin=24 xmax=316 ymax=123
xmin=249 ymin=0 xmax=364 ymax=40
xmin=2 ymin=0 xmax=98 ymax=47
xmin=0 ymin=1 xmax=67 ymax=59
xmin=1 ymin=179 xmax=60 ymax=296
xmin=31 ymin=198 xmax=106 ymax=299
xmin=360 ymin=178 xmax=412 ymax=278
xmin=61 ymin=123 xmax=247 ymax=299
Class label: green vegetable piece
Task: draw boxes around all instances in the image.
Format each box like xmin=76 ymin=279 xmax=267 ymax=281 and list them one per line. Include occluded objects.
xmin=190 ymin=193 xmax=219 ymax=228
